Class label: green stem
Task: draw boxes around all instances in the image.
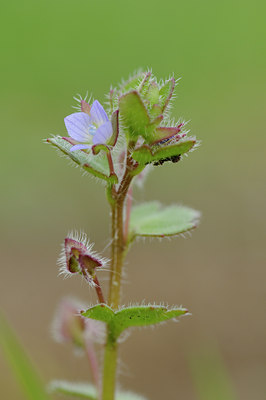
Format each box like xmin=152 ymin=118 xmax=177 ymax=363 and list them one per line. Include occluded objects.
xmin=102 ymin=152 xmax=135 ymax=400
xmin=102 ymin=333 xmax=117 ymax=400
xmin=124 ymin=185 xmax=133 ymax=242
xmin=108 ymin=198 xmax=126 ymax=308
xmin=101 ymin=200 xmax=124 ymax=400
xmin=108 ymin=153 xmax=134 ymax=308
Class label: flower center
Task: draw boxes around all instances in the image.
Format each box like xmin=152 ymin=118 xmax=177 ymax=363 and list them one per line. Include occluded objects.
xmin=88 ymin=124 xmax=97 ymax=136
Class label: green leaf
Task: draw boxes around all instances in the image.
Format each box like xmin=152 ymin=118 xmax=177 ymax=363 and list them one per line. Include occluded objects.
xmin=82 ymin=304 xmax=187 ymax=339
xmin=144 ymin=115 xmax=163 ymax=139
xmin=150 ymin=127 xmax=180 ymax=145
xmin=119 ymin=71 xmax=146 ymax=93
xmin=82 ymin=304 xmax=114 ymax=323
xmin=119 ymin=91 xmax=151 ymax=141
xmin=138 ymin=71 xmax=152 ymax=95
xmin=113 ymin=305 xmax=187 ymax=337
xmin=49 ymin=381 xmax=96 ymax=399
xmin=150 ymin=104 xmax=163 ymax=118
xmin=47 ymin=136 xmax=116 ymax=182
xmin=132 ymin=139 xmax=196 ymax=165
xmin=49 ymin=381 xmax=148 ymax=400
xmin=129 ymin=201 xmax=200 ymax=238
xmin=0 ymin=314 xmax=49 ymax=400
xmin=159 ymin=77 xmax=176 ymax=111
xmin=146 ymin=81 xmax=160 ymax=105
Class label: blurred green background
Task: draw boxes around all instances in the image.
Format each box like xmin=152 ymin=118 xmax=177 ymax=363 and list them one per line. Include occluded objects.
xmin=1 ymin=0 xmax=265 ymax=399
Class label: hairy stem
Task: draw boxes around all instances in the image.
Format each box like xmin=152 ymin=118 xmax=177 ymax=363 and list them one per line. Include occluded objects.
xmin=108 ymin=198 xmax=126 ymax=308
xmin=102 ymin=334 xmax=117 ymax=400
xmin=124 ymin=185 xmax=133 ymax=242
xmin=102 ymin=152 xmax=135 ymax=400
xmin=108 ymin=163 xmax=134 ymax=307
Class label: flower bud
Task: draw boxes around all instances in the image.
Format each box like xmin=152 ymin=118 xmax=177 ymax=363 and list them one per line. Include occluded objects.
xmin=52 ymin=298 xmax=106 ymax=349
xmin=118 ymin=72 xmax=183 ymax=147
xmin=52 ymin=298 xmax=86 ymax=348
xmin=58 ymin=232 xmax=108 ymax=286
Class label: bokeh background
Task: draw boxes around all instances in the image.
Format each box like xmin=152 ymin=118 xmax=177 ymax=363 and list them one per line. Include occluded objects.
xmin=1 ymin=0 xmax=265 ymax=399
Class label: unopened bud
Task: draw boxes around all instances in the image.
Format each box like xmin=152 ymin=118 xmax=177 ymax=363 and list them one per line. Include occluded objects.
xmin=58 ymin=232 xmax=108 ymax=286
xmin=52 ymin=298 xmax=86 ymax=348
xmin=52 ymin=298 xmax=106 ymax=349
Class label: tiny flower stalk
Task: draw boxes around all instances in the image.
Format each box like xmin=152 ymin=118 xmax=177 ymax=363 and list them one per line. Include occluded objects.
xmin=47 ymin=70 xmax=200 ymax=400
xmin=92 ymin=274 xmax=105 ymax=305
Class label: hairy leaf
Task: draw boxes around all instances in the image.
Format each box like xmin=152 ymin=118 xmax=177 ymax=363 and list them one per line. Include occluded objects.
xmin=130 ymin=201 xmax=200 ymax=238
xmin=119 ymin=72 xmax=146 ymax=93
xmin=132 ymin=139 xmax=196 ymax=164
xmin=139 ymin=71 xmax=152 ymax=95
xmin=113 ymin=305 xmax=187 ymax=337
xmin=151 ymin=127 xmax=181 ymax=145
xmin=146 ymin=81 xmax=160 ymax=105
xmin=82 ymin=304 xmax=187 ymax=339
xmin=150 ymin=104 xmax=163 ymax=118
xmin=47 ymin=136 xmax=116 ymax=182
xmin=159 ymin=77 xmax=176 ymax=111
xmin=82 ymin=304 xmax=114 ymax=323
xmin=119 ymin=91 xmax=151 ymax=141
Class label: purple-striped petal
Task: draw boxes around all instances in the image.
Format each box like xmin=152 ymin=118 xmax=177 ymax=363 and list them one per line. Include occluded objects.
xmin=64 ymin=112 xmax=93 ymax=142
xmin=90 ymin=100 xmax=109 ymax=126
xmin=70 ymin=144 xmax=92 ymax=152
xmin=93 ymin=121 xmax=113 ymax=145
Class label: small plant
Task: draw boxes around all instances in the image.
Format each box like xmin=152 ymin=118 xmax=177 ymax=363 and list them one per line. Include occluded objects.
xmin=47 ymin=70 xmax=200 ymax=400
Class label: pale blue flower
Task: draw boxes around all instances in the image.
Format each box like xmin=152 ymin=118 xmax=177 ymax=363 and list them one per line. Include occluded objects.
xmin=64 ymin=100 xmax=113 ymax=151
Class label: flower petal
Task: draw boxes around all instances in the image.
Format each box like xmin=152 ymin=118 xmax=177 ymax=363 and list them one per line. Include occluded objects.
xmin=70 ymin=144 xmax=92 ymax=152
xmin=90 ymin=100 xmax=109 ymax=126
xmin=64 ymin=112 xmax=93 ymax=142
xmin=93 ymin=121 xmax=113 ymax=145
